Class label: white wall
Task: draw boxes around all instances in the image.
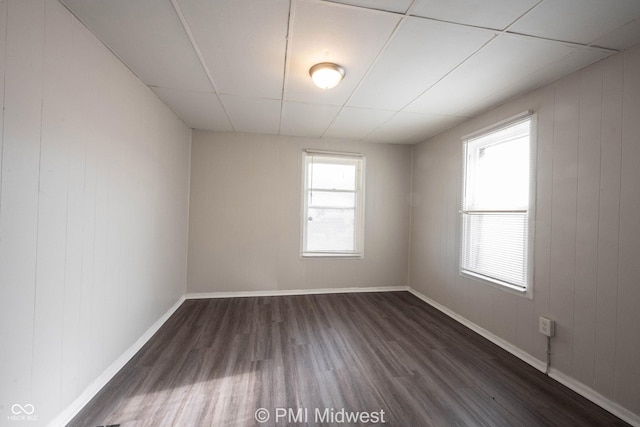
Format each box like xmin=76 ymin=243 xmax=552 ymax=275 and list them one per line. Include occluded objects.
xmin=409 ymin=44 xmax=640 ymax=418
xmin=187 ymin=131 xmax=411 ymax=293
xmin=0 ymin=0 xmax=191 ymax=425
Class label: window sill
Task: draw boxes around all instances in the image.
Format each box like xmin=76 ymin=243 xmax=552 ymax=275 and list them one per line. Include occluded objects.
xmin=460 ymin=270 xmax=532 ymax=299
xmin=301 ymin=252 xmax=363 ymax=259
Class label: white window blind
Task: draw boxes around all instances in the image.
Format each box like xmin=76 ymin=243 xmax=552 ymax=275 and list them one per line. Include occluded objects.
xmin=460 ymin=115 xmax=535 ymax=291
xmin=302 ymin=152 xmax=364 ymax=257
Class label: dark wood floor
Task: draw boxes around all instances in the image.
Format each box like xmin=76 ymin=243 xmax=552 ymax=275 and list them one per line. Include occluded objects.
xmin=69 ymin=292 xmax=628 ymax=426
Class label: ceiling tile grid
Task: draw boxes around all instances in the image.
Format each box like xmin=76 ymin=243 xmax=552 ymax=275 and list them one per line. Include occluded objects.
xmin=509 ymin=0 xmax=640 ymax=45
xmin=219 ymin=95 xmax=281 ymax=134
xmin=280 ymin=102 xmax=341 ymax=137
xmin=324 ymin=107 xmax=396 ymax=140
xmin=176 ymin=0 xmax=290 ymax=99
xmin=325 ymin=0 xmax=413 ymax=14
xmin=363 ymin=112 xmax=468 ymax=144
xmin=346 ymin=17 xmax=497 ymax=111
xmin=62 ymin=0 xmax=213 ymax=92
xmin=409 ymin=0 xmax=541 ymax=31
xmin=151 ymin=87 xmax=233 ymax=131
xmin=60 ymin=0 xmax=640 ymax=144
xmin=405 ymin=33 xmax=581 ymax=116
xmin=284 ymin=0 xmax=401 ymax=106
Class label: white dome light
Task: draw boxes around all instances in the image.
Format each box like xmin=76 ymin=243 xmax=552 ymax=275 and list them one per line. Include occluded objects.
xmin=309 ymin=62 xmax=345 ymax=89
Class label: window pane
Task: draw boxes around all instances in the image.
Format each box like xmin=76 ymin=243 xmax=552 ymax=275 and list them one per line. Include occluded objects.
xmin=465 ymin=137 xmax=529 ymax=210
xmin=308 ymin=162 xmax=356 ymax=190
xmin=306 ymin=207 xmax=355 ymax=251
xmin=302 ymin=153 xmax=364 ymax=256
xmin=461 ymin=116 xmax=533 ymax=291
xmin=465 ymin=121 xmax=530 ymax=211
xmin=461 ymin=212 xmax=527 ymax=288
xmin=308 ymin=190 xmax=355 ymax=208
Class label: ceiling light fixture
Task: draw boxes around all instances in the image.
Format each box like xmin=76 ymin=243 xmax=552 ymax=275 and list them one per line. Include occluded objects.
xmin=309 ymin=62 xmax=345 ymax=89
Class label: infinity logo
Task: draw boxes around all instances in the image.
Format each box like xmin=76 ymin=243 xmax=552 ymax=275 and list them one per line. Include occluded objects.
xmin=11 ymin=404 xmax=35 ymax=415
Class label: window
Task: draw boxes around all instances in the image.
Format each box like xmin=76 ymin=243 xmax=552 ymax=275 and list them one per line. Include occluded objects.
xmin=460 ymin=113 xmax=535 ymax=292
xmin=301 ymin=151 xmax=364 ymax=257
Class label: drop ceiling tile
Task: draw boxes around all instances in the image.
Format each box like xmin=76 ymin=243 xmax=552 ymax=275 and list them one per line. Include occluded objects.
xmin=151 ymin=87 xmax=232 ymax=131
xmin=482 ymin=47 xmax=612 ymax=110
xmin=176 ymin=0 xmax=289 ymax=99
xmin=219 ymin=95 xmax=281 ymax=135
xmin=509 ymin=0 xmax=640 ymax=45
xmin=285 ymin=0 xmax=401 ymax=105
xmin=410 ymin=0 xmax=539 ymax=30
xmin=61 ymin=0 xmax=211 ymax=92
xmin=405 ymin=33 xmax=577 ymax=117
xmin=280 ymin=102 xmax=341 ymax=137
xmin=63 ymin=0 xmax=638 ymax=144
xmin=324 ymin=107 xmax=396 ymax=140
xmin=323 ymin=0 xmax=412 ymax=14
xmin=364 ymin=112 xmax=467 ymax=144
xmin=591 ymin=18 xmax=640 ymax=50
xmin=348 ymin=18 xmax=495 ymax=111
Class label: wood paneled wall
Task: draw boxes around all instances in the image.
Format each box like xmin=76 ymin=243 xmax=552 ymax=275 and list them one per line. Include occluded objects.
xmin=0 ymin=0 xmax=191 ymax=424
xmin=187 ymin=131 xmax=412 ymax=294
xmin=410 ymin=44 xmax=640 ymax=417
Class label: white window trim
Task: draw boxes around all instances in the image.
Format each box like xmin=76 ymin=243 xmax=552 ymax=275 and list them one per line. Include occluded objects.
xmin=459 ymin=111 xmax=537 ymax=299
xmin=300 ymin=150 xmax=365 ymax=258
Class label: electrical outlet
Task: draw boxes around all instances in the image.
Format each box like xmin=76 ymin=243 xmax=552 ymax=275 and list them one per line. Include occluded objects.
xmin=539 ymin=316 xmax=555 ymax=337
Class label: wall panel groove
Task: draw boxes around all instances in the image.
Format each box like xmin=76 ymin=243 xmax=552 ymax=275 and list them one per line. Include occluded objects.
xmin=410 ymin=43 xmax=640 ymax=419
xmin=187 ymin=131 xmax=411 ymax=294
xmin=0 ymin=0 xmax=191 ymax=424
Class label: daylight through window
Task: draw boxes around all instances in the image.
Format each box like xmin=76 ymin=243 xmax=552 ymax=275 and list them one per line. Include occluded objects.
xmin=460 ymin=114 xmax=535 ymax=291
xmin=302 ymin=152 xmax=364 ymax=257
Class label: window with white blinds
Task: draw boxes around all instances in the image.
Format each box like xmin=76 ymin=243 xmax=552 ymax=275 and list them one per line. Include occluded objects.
xmin=460 ymin=114 xmax=535 ymax=292
xmin=302 ymin=151 xmax=364 ymax=257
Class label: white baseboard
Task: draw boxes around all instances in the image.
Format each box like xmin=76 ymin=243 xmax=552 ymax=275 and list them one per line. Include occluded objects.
xmin=51 ymin=286 xmax=639 ymax=427
xmin=407 ymin=287 xmax=640 ymax=427
xmin=48 ymin=296 xmax=186 ymax=427
xmin=186 ymin=285 xmax=409 ymax=300
xmin=549 ymin=369 xmax=640 ymax=426
xmin=407 ymin=287 xmax=547 ymax=372
xmin=50 ymin=287 xmax=405 ymax=425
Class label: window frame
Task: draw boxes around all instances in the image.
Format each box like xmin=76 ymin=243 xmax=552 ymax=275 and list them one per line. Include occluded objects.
xmin=459 ymin=112 xmax=537 ymax=298
xmin=300 ymin=150 xmax=365 ymax=258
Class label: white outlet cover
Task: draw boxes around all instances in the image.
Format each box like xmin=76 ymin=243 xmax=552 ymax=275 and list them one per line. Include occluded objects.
xmin=539 ymin=316 xmax=555 ymax=337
